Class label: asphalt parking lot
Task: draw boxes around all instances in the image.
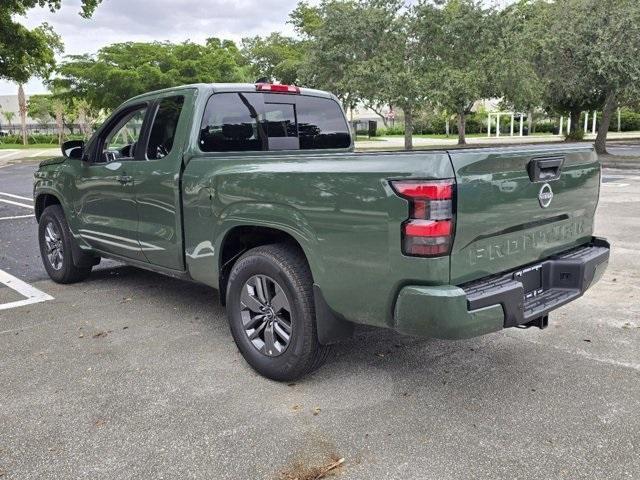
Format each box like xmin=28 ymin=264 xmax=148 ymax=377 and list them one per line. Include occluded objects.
xmin=0 ymin=151 xmax=639 ymax=479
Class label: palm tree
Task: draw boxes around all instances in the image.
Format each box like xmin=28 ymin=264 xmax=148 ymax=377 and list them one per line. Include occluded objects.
xmin=3 ymin=111 xmax=15 ymax=133
xmin=18 ymin=84 xmax=27 ymax=145
xmin=52 ymin=99 xmax=65 ymax=145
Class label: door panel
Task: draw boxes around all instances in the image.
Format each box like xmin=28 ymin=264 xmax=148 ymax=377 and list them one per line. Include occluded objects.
xmin=133 ymin=93 xmax=192 ymax=270
xmin=76 ymin=161 xmax=145 ymax=260
xmin=75 ymin=105 xmax=149 ymax=260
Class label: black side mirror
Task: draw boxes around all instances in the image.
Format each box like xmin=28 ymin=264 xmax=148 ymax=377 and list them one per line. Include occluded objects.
xmin=61 ymin=140 xmax=85 ymax=160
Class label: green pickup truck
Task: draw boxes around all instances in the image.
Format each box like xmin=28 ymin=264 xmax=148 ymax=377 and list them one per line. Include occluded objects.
xmin=34 ymin=83 xmax=610 ymax=380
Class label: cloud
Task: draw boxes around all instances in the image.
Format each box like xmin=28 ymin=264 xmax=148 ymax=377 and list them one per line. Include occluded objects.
xmin=0 ymin=0 xmax=300 ymax=94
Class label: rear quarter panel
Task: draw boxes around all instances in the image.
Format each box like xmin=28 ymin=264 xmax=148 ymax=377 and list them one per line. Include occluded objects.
xmin=182 ymin=151 xmax=454 ymax=327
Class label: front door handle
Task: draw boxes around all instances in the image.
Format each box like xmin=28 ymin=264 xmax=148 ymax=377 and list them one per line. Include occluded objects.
xmin=117 ymin=175 xmax=133 ymax=185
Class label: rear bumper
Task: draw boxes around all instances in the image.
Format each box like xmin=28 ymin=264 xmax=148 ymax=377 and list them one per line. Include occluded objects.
xmin=393 ymin=237 xmax=610 ymax=339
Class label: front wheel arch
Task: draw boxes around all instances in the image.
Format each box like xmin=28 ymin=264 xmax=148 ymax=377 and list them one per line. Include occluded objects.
xmin=35 ymin=193 xmax=62 ymax=222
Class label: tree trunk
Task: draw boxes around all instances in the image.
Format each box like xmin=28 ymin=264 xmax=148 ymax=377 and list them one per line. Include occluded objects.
xmin=18 ymin=84 xmax=27 ymax=146
xmin=457 ymin=110 xmax=466 ymax=145
xmin=528 ymin=110 xmax=534 ymax=134
xmin=569 ymin=109 xmax=581 ymax=138
xmin=54 ymin=105 xmax=64 ymax=145
xmin=404 ymin=106 xmax=413 ymax=151
xmin=595 ymin=90 xmax=617 ymax=155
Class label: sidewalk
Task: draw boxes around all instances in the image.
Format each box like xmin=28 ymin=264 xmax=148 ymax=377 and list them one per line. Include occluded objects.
xmin=355 ymin=131 xmax=640 ymax=150
xmin=0 ymin=148 xmax=58 ymax=167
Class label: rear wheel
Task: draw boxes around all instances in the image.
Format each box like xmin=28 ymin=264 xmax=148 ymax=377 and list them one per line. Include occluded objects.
xmin=226 ymin=244 xmax=331 ymax=381
xmin=38 ymin=205 xmax=93 ymax=284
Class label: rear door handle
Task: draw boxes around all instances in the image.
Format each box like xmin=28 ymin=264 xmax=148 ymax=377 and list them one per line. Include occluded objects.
xmin=117 ymin=175 xmax=133 ymax=185
xmin=527 ymin=157 xmax=564 ymax=182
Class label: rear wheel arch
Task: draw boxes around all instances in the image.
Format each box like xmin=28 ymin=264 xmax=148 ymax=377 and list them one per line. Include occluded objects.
xmin=217 ymin=225 xmax=352 ymax=346
xmin=218 ymin=226 xmax=311 ymax=305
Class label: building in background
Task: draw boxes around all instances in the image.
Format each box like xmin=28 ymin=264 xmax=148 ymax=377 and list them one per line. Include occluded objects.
xmin=0 ymin=94 xmax=38 ymax=132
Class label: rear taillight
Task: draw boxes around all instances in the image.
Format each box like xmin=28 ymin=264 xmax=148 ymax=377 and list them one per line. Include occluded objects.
xmin=391 ymin=179 xmax=455 ymax=257
xmin=255 ymin=83 xmax=300 ymax=94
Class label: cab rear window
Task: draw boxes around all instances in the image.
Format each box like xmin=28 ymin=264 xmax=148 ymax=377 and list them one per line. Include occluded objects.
xmin=198 ymin=92 xmax=350 ymax=152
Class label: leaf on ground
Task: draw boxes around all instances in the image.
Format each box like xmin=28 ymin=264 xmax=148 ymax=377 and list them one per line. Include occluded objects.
xmin=277 ymin=455 xmax=345 ymax=480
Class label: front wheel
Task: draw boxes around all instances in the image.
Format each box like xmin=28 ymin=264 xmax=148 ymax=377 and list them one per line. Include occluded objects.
xmin=226 ymin=244 xmax=331 ymax=381
xmin=38 ymin=205 xmax=93 ymax=284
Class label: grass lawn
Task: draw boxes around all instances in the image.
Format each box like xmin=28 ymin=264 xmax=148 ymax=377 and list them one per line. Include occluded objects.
xmin=380 ymin=132 xmax=557 ymax=139
xmin=0 ymin=143 xmax=59 ymax=149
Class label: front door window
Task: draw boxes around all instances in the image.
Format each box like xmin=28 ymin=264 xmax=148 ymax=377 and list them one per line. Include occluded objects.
xmin=99 ymin=107 xmax=147 ymax=163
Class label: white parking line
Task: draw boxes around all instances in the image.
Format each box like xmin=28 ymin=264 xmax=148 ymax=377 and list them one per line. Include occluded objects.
xmin=0 ymin=150 xmax=19 ymax=159
xmin=0 ymin=192 xmax=33 ymax=202
xmin=0 ymin=198 xmax=33 ymax=209
xmin=0 ymin=268 xmax=54 ymax=311
xmin=0 ymin=214 xmax=35 ymax=221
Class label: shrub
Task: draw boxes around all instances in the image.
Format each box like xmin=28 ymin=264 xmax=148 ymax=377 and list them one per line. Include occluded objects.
xmin=0 ymin=134 xmax=23 ymax=144
xmin=0 ymin=133 xmax=86 ymax=145
xmin=465 ymin=114 xmax=484 ymax=134
xmin=378 ymin=124 xmax=405 ymax=136
xmin=534 ymin=121 xmax=557 ymax=133
xmin=565 ymin=129 xmax=585 ymax=141
xmin=611 ymin=109 xmax=640 ymax=132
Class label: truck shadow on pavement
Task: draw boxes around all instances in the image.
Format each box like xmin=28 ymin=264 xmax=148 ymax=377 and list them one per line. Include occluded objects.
xmin=81 ymin=263 xmax=548 ymax=390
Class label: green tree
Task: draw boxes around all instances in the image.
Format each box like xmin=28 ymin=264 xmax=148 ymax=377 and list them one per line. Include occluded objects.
xmin=424 ymin=0 xmax=500 ymax=145
xmin=495 ymin=0 xmax=546 ymax=134
xmin=52 ymin=39 xmax=250 ymax=111
xmin=507 ymin=0 xmax=640 ymax=147
xmin=532 ymin=0 xmax=603 ymax=140
xmin=289 ymin=0 xmax=365 ymax=117
xmin=291 ymin=0 xmax=439 ymax=150
xmin=2 ymin=111 xmax=15 ymax=132
xmin=0 ymin=1 xmax=99 ymax=82
xmin=577 ymin=0 xmax=640 ymax=153
xmin=242 ymin=33 xmax=305 ymax=85
xmin=27 ymin=94 xmax=54 ymax=127
xmin=0 ymin=1 xmax=97 ymax=143
xmin=27 ymin=92 xmax=83 ymax=142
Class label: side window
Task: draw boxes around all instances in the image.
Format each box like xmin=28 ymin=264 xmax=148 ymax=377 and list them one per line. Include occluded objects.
xmin=199 ymin=93 xmax=265 ymax=152
xmin=99 ymin=106 xmax=147 ymax=163
xmin=147 ymin=96 xmax=185 ymax=160
xmin=296 ymin=96 xmax=351 ymax=149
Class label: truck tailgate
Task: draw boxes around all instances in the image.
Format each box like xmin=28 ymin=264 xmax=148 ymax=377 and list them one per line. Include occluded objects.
xmin=449 ymin=146 xmax=600 ymax=284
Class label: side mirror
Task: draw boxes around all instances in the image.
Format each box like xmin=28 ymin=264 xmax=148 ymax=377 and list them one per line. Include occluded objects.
xmin=61 ymin=140 xmax=85 ymax=160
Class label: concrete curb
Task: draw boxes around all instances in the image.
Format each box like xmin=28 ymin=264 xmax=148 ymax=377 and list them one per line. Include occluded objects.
xmin=601 ymin=161 xmax=640 ymax=170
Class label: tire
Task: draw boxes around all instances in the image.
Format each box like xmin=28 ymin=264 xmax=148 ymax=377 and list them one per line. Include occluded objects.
xmin=226 ymin=243 xmax=331 ymax=381
xmin=38 ymin=205 xmax=93 ymax=284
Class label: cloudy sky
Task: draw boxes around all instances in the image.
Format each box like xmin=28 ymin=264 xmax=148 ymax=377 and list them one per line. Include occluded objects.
xmin=1 ymin=0 xmax=513 ymax=96
xmin=0 ymin=0 xmax=300 ymax=95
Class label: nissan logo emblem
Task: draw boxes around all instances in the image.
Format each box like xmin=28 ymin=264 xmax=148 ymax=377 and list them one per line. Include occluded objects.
xmin=538 ymin=183 xmax=553 ymax=208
